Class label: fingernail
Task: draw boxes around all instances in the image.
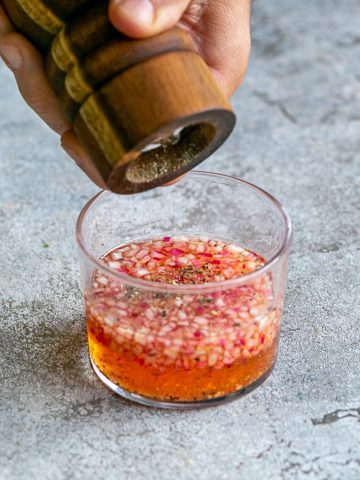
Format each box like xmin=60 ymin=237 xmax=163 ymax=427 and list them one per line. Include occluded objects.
xmin=0 ymin=45 xmax=23 ymax=70
xmin=114 ymin=0 xmax=154 ymax=25
xmin=61 ymin=142 xmax=83 ymax=168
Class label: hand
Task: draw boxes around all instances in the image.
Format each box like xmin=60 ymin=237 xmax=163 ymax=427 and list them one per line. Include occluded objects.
xmin=109 ymin=0 xmax=251 ymax=96
xmin=0 ymin=1 xmax=251 ymax=185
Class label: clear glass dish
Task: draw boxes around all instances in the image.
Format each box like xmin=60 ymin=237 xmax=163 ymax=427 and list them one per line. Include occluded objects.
xmin=76 ymin=171 xmax=292 ymax=408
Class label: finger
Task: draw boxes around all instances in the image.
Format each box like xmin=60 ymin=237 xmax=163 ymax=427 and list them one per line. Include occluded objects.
xmin=109 ymin=0 xmax=191 ymax=38
xmin=183 ymin=0 xmax=251 ymax=97
xmin=0 ymin=31 xmax=70 ymax=134
xmin=0 ymin=4 xmax=14 ymax=36
xmin=61 ymin=129 xmax=106 ymax=189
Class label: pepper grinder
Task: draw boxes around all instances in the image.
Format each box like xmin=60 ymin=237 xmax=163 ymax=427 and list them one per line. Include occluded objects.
xmin=4 ymin=0 xmax=236 ymax=194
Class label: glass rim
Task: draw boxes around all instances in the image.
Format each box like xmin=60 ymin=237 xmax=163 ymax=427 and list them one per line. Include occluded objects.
xmin=76 ymin=171 xmax=292 ymax=293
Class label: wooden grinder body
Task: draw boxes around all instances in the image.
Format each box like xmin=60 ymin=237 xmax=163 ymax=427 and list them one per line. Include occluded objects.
xmin=4 ymin=0 xmax=236 ymax=193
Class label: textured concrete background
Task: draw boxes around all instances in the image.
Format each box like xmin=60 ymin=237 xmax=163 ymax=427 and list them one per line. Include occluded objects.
xmin=0 ymin=0 xmax=359 ymax=479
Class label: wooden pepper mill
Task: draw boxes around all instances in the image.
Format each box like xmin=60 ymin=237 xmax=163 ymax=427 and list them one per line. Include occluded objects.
xmin=4 ymin=0 xmax=236 ymax=194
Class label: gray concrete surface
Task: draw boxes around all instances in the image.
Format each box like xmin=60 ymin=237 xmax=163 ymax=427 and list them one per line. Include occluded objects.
xmin=0 ymin=0 xmax=359 ymax=478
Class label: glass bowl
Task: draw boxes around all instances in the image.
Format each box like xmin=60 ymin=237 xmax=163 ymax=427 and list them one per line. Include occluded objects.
xmin=76 ymin=171 xmax=292 ymax=408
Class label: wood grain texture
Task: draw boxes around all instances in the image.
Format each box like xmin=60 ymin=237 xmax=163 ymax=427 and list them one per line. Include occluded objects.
xmin=46 ymin=2 xmax=115 ymax=94
xmin=63 ymin=27 xmax=195 ymax=121
xmin=74 ymin=51 xmax=235 ymax=193
xmin=42 ymin=0 xmax=95 ymax=19
xmin=2 ymin=0 xmax=60 ymax=51
xmin=5 ymin=1 xmax=236 ymax=194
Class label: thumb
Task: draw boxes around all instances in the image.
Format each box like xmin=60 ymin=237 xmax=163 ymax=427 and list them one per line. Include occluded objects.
xmin=109 ymin=0 xmax=191 ymax=38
